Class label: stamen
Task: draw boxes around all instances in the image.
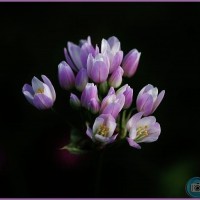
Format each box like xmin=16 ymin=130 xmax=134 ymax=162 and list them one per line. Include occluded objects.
xmin=97 ymin=124 xmax=109 ymax=137
xmin=36 ymin=88 xmax=44 ymax=94
xmin=135 ymin=126 xmax=149 ymax=142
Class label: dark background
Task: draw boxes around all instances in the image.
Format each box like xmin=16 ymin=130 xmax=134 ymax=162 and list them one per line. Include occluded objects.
xmin=0 ymin=3 xmax=199 ymax=198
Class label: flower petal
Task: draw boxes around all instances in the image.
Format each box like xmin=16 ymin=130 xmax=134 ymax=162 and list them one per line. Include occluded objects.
xmin=42 ymin=83 xmax=53 ymax=100
xmin=152 ymin=90 xmax=165 ymax=113
xmin=64 ymin=47 xmax=77 ymax=72
xmin=41 ymin=75 xmax=56 ymax=101
xmin=93 ymin=116 xmax=104 ymax=134
xmin=67 ymin=42 xmax=82 ymax=70
xmin=58 ymin=61 xmax=75 ymax=90
xmin=142 ymin=95 xmax=154 ymax=116
xmin=80 ymin=42 xmax=95 ymax=67
xmin=122 ymin=49 xmax=141 ymax=77
xmin=86 ymin=124 xmax=94 ymax=141
xmin=106 ymin=118 xmax=117 ymax=137
xmin=22 ymin=90 xmax=34 ymax=105
xmin=94 ymin=134 xmax=108 ymax=143
xmin=100 ymin=94 xmax=116 ymax=113
xmin=90 ymin=61 xmax=109 ymax=83
xmin=116 ymin=84 xmax=128 ymax=95
xmin=22 ymin=83 xmax=34 ymax=95
xmin=86 ymin=53 xmax=94 ymax=79
xmin=88 ymin=98 xmax=99 ymax=114
xmin=137 ymin=116 xmax=156 ymax=127
xmin=101 ymin=39 xmax=110 ymax=54
xmin=136 ymin=93 xmax=150 ymax=112
xmin=129 ymin=127 xmax=137 ymax=140
xmin=33 ymin=93 xmax=53 ymax=109
xmin=70 ymin=93 xmax=81 ymax=108
xmin=106 ymin=134 xmax=118 ymax=144
xmin=110 ymin=51 xmax=123 ymax=73
xmin=126 ymin=112 xmax=143 ymax=131
xmin=94 ymin=134 xmax=117 ymax=144
xmin=31 ymin=76 xmax=44 ymax=93
xmin=109 ymin=66 xmax=124 ymax=88
xmin=107 ymin=36 xmax=120 ymax=49
xmin=143 ymin=84 xmax=154 ymax=93
xmin=102 ymin=104 xmax=118 ymax=119
xmin=75 ymin=68 xmax=88 ymax=92
xmin=127 ymin=137 xmax=141 ymax=149
xmin=137 ymin=84 xmax=153 ymax=97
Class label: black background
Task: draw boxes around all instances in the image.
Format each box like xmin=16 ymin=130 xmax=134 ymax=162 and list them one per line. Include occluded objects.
xmin=0 ymin=3 xmax=200 ymax=198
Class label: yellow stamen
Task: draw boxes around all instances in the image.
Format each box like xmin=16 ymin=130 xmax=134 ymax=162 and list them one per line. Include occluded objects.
xmin=135 ymin=125 xmax=149 ymax=142
xmin=36 ymin=88 xmax=44 ymax=94
xmin=97 ymin=124 xmax=109 ymax=137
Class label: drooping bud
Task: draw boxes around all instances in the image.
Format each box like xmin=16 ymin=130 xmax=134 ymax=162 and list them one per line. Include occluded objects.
xmin=70 ymin=93 xmax=81 ymax=109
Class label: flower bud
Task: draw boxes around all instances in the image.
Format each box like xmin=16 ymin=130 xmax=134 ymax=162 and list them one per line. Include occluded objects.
xmin=101 ymin=36 xmax=123 ymax=73
xmin=109 ymin=66 xmax=124 ymax=88
xmin=87 ymin=53 xmax=109 ymax=83
xmin=88 ymin=98 xmax=100 ymax=114
xmin=58 ymin=61 xmax=75 ymax=90
xmin=101 ymin=92 xmax=125 ymax=119
xmin=75 ymin=68 xmax=88 ymax=92
xmin=122 ymin=49 xmax=141 ymax=77
xmin=81 ymin=83 xmax=99 ymax=108
xmin=70 ymin=93 xmax=81 ymax=108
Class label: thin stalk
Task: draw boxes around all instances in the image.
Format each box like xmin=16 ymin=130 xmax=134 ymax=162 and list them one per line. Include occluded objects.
xmin=94 ymin=149 xmax=105 ymax=196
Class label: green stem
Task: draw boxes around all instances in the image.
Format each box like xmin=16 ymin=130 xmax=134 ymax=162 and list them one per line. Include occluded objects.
xmin=127 ymin=107 xmax=137 ymax=121
xmin=94 ymin=150 xmax=105 ymax=196
xmin=119 ymin=110 xmax=127 ymax=139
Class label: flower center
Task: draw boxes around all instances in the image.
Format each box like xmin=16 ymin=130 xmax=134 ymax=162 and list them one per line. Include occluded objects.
xmin=97 ymin=124 xmax=109 ymax=137
xmin=135 ymin=125 xmax=148 ymax=142
xmin=36 ymin=88 xmax=44 ymax=94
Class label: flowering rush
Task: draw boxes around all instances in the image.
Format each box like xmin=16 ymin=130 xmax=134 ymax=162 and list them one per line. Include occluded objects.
xmin=22 ymin=36 xmax=165 ymax=152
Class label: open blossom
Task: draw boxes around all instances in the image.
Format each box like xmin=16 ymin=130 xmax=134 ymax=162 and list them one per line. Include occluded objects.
xmin=86 ymin=114 xmax=117 ymax=144
xmin=136 ymin=84 xmax=165 ymax=116
xmin=22 ymin=75 xmax=56 ymax=110
xmin=126 ymin=112 xmax=161 ymax=149
xmin=58 ymin=61 xmax=75 ymax=90
xmin=64 ymin=36 xmax=96 ymax=71
xmin=122 ymin=49 xmax=141 ymax=77
xmin=101 ymin=36 xmax=123 ymax=73
xmin=87 ymin=53 xmax=110 ymax=83
xmin=100 ymin=87 xmax=125 ymax=119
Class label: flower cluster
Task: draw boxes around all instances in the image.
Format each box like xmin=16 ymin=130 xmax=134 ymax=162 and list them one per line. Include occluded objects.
xmin=22 ymin=36 xmax=165 ymax=151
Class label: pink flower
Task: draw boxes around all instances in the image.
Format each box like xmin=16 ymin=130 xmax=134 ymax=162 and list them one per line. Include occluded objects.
xmin=136 ymin=84 xmax=165 ymax=116
xmin=86 ymin=114 xmax=117 ymax=144
xmin=22 ymin=75 xmax=56 ymax=110
xmin=126 ymin=112 xmax=161 ymax=149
